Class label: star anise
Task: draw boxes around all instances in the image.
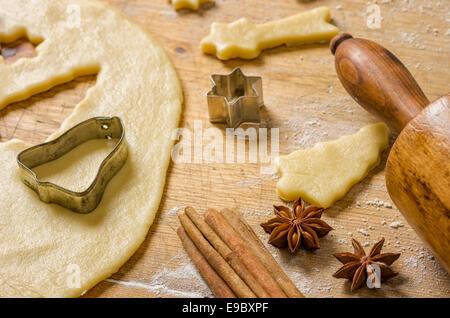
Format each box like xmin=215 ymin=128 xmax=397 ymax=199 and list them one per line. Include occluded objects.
xmin=333 ymin=238 xmax=401 ymax=291
xmin=261 ymin=197 xmax=333 ymax=253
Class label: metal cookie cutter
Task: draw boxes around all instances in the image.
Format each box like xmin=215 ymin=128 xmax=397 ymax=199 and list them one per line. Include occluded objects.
xmin=17 ymin=117 xmax=128 ymax=214
xmin=207 ymin=67 xmax=264 ymax=128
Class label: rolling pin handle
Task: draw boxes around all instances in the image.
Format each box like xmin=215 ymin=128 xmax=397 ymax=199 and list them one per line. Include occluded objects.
xmin=331 ymin=33 xmax=430 ymax=131
xmin=330 ymin=33 xmax=353 ymax=55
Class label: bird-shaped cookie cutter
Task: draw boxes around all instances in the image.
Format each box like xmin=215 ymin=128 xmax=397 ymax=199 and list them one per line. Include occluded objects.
xmin=207 ymin=67 xmax=264 ymax=128
xmin=17 ymin=117 xmax=128 ymax=214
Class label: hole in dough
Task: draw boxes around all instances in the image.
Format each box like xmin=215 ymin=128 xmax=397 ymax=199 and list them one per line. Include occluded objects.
xmin=0 ymin=74 xmax=98 ymax=144
xmin=0 ymin=29 xmax=43 ymax=64
xmin=1 ymin=38 xmax=37 ymax=64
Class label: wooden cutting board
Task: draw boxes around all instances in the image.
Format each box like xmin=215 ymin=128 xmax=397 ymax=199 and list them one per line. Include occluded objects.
xmin=1 ymin=0 xmax=449 ymax=298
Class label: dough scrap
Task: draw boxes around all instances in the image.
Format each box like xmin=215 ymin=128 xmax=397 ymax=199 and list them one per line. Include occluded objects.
xmin=276 ymin=123 xmax=389 ymax=208
xmin=201 ymin=6 xmax=339 ymax=60
xmin=0 ymin=0 xmax=182 ymax=297
xmin=172 ymin=0 xmax=212 ymax=10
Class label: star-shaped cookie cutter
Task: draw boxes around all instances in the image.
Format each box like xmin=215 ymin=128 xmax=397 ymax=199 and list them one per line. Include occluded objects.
xmin=207 ymin=67 xmax=264 ymax=128
xmin=17 ymin=117 xmax=128 ymax=214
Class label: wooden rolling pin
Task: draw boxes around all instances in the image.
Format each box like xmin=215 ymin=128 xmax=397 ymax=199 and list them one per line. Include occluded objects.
xmin=330 ymin=33 xmax=450 ymax=273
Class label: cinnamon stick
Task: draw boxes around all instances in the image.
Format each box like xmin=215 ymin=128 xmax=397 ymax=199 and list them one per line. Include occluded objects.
xmin=204 ymin=209 xmax=287 ymax=298
xmin=179 ymin=213 xmax=255 ymax=298
xmin=221 ymin=208 xmax=305 ymax=298
xmin=177 ymin=227 xmax=236 ymax=298
xmin=185 ymin=206 xmax=269 ymax=298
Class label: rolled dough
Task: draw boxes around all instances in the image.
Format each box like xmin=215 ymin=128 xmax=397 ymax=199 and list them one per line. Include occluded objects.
xmin=0 ymin=0 xmax=182 ymax=297
xmin=276 ymin=123 xmax=389 ymax=208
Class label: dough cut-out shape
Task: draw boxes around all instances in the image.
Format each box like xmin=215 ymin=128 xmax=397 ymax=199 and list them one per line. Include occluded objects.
xmin=172 ymin=0 xmax=212 ymax=10
xmin=276 ymin=123 xmax=389 ymax=208
xmin=201 ymin=6 xmax=339 ymax=60
xmin=0 ymin=0 xmax=182 ymax=297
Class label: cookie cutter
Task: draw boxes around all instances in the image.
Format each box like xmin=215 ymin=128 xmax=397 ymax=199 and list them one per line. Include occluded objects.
xmin=207 ymin=67 xmax=264 ymax=128
xmin=17 ymin=116 xmax=128 ymax=214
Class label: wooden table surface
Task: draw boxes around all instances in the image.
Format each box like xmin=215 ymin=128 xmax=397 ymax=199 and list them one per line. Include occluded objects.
xmin=1 ymin=0 xmax=449 ymax=298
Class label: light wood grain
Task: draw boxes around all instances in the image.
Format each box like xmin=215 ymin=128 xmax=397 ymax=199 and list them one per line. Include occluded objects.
xmin=1 ymin=0 xmax=449 ymax=297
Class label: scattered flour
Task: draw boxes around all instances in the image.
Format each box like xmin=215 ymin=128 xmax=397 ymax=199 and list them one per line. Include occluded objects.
xmin=107 ymin=261 xmax=212 ymax=298
xmin=358 ymin=228 xmax=370 ymax=236
xmin=335 ymin=237 xmax=348 ymax=245
xmin=166 ymin=205 xmax=185 ymax=217
xmin=365 ymin=198 xmax=392 ymax=208
xmin=390 ymin=221 xmax=405 ymax=229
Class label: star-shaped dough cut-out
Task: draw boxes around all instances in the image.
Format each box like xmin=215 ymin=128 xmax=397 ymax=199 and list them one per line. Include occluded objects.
xmin=207 ymin=68 xmax=263 ymax=128
xmin=172 ymin=0 xmax=212 ymax=10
